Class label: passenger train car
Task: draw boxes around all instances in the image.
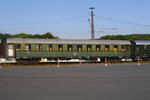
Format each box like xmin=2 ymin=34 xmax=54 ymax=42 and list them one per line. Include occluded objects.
xmin=131 ymin=40 xmax=150 ymax=61
xmin=6 ymin=38 xmax=131 ymax=64
xmin=0 ymin=38 xmax=150 ymax=64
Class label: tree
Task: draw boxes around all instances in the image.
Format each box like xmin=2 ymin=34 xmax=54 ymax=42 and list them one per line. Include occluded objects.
xmin=0 ymin=33 xmax=12 ymax=39
xmin=12 ymin=33 xmax=33 ymax=38
xmin=0 ymin=32 xmax=59 ymax=39
xmin=42 ymin=32 xmax=55 ymax=39
xmin=99 ymin=34 xmax=150 ymax=40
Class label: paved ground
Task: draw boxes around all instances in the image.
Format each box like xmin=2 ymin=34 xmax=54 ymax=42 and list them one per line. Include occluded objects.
xmin=0 ymin=63 xmax=150 ymax=100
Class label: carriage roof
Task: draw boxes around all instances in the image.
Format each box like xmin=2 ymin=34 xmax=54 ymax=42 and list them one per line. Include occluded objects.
xmin=7 ymin=38 xmax=131 ymax=45
xmin=133 ymin=40 xmax=150 ymax=45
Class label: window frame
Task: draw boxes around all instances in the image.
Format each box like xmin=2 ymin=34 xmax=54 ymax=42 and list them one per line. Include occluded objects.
xmin=77 ymin=45 xmax=82 ymax=51
xmin=68 ymin=45 xmax=73 ymax=51
xmin=58 ymin=45 xmax=63 ymax=51
xmin=96 ymin=45 xmax=101 ymax=51
xmin=105 ymin=45 xmax=110 ymax=52
xmin=25 ymin=44 xmax=31 ymax=51
xmin=36 ymin=44 xmax=42 ymax=51
xmin=47 ymin=44 xmax=53 ymax=51
xmin=87 ymin=45 xmax=92 ymax=51
xmin=113 ymin=45 xmax=118 ymax=52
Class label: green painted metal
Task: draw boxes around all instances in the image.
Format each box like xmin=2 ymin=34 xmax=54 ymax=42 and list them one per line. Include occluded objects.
xmin=118 ymin=45 xmax=122 ymax=51
xmin=101 ymin=45 xmax=105 ymax=51
xmin=42 ymin=44 xmax=47 ymax=51
xmin=31 ymin=44 xmax=36 ymax=51
xmin=15 ymin=43 xmax=131 ymax=58
xmin=73 ymin=45 xmax=77 ymax=51
xmin=92 ymin=45 xmax=96 ymax=51
xmin=63 ymin=44 xmax=67 ymax=51
xmin=82 ymin=45 xmax=86 ymax=51
xmin=53 ymin=44 xmax=57 ymax=51
xmin=109 ymin=45 xmax=113 ymax=51
xmin=16 ymin=50 xmax=129 ymax=58
xmin=21 ymin=43 xmax=25 ymax=50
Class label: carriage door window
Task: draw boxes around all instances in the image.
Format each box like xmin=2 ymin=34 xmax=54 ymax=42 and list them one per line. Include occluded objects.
xmin=105 ymin=45 xmax=110 ymax=51
xmin=25 ymin=44 xmax=31 ymax=51
xmin=8 ymin=44 xmax=15 ymax=57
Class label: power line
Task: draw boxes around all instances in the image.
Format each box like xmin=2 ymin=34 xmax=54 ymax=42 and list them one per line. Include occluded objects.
xmin=0 ymin=15 xmax=88 ymax=27
xmin=111 ymin=0 xmax=141 ymax=17
xmin=97 ymin=15 xmax=150 ymax=28
xmin=133 ymin=14 xmax=150 ymax=22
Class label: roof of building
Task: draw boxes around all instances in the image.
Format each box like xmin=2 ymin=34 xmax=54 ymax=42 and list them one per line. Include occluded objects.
xmin=133 ymin=40 xmax=150 ymax=45
xmin=7 ymin=38 xmax=131 ymax=45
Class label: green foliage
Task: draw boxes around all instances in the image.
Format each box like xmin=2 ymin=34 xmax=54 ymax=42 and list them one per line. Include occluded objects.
xmin=0 ymin=32 xmax=59 ymax=39
xmin=0 ymin=33 xmax=12 ymax=39
xmin=12 ymin=33 xmax=34 ymax=38
xmin=99 ymin=34 xmax=150 ymax=41
xmin=42 ymin=32 xmax=55 ymax=39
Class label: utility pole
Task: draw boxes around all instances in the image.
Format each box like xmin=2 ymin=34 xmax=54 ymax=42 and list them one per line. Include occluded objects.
xmin=89 ymin=7 xmax=95 ymax=40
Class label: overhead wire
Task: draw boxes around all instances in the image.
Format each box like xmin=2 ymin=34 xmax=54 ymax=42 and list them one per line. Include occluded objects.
xmin=96 ymin=15 xmax=150 ymax=28
xmin=134 ymin=14 xmax=150 ymax=22
xmin=107 ymin=0 xmax=150 ymax=27
xmin=111 ymin=0 xmax=141 ymax=17
xmin=0 ymin=15 xmax=89 ymax=27
xmin=132 ymin=0 xmax=150 ymax=22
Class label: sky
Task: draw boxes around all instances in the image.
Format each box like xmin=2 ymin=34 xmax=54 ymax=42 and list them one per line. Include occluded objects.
xmin=0 ymin=0 xmax=150 ymax=39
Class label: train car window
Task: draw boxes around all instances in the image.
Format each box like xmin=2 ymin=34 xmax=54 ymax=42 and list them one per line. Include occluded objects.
xmin=87 ymin=45 xmax=91 ymax=51
xmin=58 ymin=45 xmax=63 ymax=51
xmin=47 ymin=45 xmax=53 ymax=51
xmin=121 ymin=45 xmax=125 ymax=51
xmin=96 ymin=45 xmax=101 ymax=51
xmin=68 ymin=45 xmax=73 ymax=51
xmin=16 ymin=44 xmax=21 ymax=51
xmin=8 ymin=45 xmax=13 ymax=49
xmin=144 ymin=45 xmax=148 ymax=50
xmin=114 ymin=45 xmax=118 ymax=52
xmin=77 ymin=45 xmax=82 ymax=51
xmin=105 ymin=45 xmax=109 ymax=51
xmin=136 ymin=46 xmax=140 ymax=53
xmin=125 ymin=45 xmax=129 ymax=51
xmin=36 ymin=44 xmax=42 ymax=51
xmin=25 ymin=44 xmax=31 ymax=51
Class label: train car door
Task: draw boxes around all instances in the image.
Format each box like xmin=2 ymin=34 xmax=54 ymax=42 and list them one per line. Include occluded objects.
xmin=8 ymin=44 xmax=15 ymax=57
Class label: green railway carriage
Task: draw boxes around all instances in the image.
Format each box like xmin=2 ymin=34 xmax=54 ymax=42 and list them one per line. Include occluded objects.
xmin=131 ymin=40 xmax=150 ymax=58
xmin=6 ymin=38 xmax=131 ymax=63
